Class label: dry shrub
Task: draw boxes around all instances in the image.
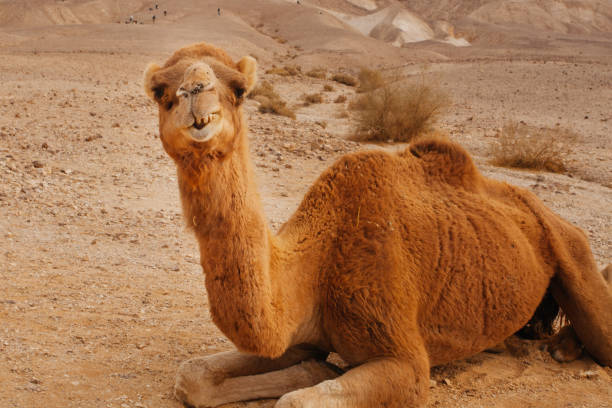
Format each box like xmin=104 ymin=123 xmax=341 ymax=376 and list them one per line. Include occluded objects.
xmin=304 ymin=93 xmax=324 ymax=104
xmin=306 ymin=68 xmax=327 ymax=79
xmin=266 ymin=65 xmax=301 ymax=76
xmin=350 ymin=79 xmax=450 ymax=142
xmin=249 ymin=81 xmax=278 ymax=100
xmin=323 ymin=84 xmax=334 ymax=92
xmin=334 ymin=95 xmax=347 ymax=103
xmin=250 ymin=81 xmax=296 ymax=119
xmin=489 ymin=122 xmax=576 ymax=173
xmin=357 ymin=68 xmax=385 ymax=93
xmin=332 ymin=73 xmax=358 ymax=87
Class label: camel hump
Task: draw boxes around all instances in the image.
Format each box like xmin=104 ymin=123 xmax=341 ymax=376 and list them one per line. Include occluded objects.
xmin=404 ymin=138 xmax=482 ymax=190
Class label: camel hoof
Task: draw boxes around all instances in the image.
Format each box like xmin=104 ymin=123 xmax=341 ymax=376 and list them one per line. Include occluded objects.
xmin=174 ymin=358 xmax=218 ymax=408
xmin=549 ymin=326 xmax=583 ymax=363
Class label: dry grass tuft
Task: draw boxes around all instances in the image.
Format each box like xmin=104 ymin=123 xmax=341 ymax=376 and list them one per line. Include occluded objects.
xmin=266 ymin=65 xmax=301 ymax=77
xmin=249 ymin=81 xmax=296 ymax=119
xmin=306 ymin=68 xmax=327 ymax=79
xmin=357 ymin=68 xmax=385 ymax=93
xmin=249 ymin=81 xmax=278 ymax=100
xmin=350 ymin=78 xmax=450 ymax=142
xmin=334 ymin=95 xmax=347 ymax=103
xmin=489 ymin=122 xmax=577 ymax=173
xmin=304 ymin=93 xmax=324 ymax=105
xmin=332 ymin=73 xmax=358 ymax=87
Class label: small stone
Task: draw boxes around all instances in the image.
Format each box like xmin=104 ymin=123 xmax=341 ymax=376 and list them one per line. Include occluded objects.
xmin=429 ymin=379 xmax=437 ymax=388
xmin=579 ymin=370 xmax=599 ymax=379
xmin=32 ymin=160 xmax=44 ymax=168
xmin=443 ymin=378 xmax=452 ymax=386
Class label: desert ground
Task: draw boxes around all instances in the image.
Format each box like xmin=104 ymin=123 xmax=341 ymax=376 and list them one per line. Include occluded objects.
xmin=1 ymin=0 xmax=611 ymax=407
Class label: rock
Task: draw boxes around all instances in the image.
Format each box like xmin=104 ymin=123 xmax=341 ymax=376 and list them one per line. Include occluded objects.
xmin=578 ymin=370 xmax=599 ymax=379
xmin=32 ymin=160 xmax=43 ymax=168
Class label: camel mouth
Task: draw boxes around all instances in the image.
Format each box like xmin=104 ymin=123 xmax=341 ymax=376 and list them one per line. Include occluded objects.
xmin=192 ymin=112 xmax=220 ymax=130
xmin=188 ymin=112 xmax=222 ymax=142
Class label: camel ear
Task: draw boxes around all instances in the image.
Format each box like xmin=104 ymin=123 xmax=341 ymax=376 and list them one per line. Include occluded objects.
xmin=143 ymin=63 xmax=162 ymax=101
xmin=237 ymin=56 xmax=257 ymax=95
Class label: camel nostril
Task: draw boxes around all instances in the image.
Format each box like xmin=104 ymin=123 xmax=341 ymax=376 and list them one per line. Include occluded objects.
xmin=193 ymin=120 xmax=205 ymax=130
xmin=191 ymin=83 xmax=204 ymax=95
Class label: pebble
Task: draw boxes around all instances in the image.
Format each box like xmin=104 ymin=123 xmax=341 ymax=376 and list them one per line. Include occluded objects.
xmin=32 ymin=160 xmax=43 ymax=168
xmin=578 ymin=370 xmax=599 ymax=379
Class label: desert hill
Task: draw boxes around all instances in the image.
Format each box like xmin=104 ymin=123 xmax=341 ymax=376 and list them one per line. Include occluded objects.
xmin=1 ymin=0 xmax=611 ymax=55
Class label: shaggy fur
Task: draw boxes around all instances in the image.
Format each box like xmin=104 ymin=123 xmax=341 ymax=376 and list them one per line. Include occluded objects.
xmin=144 ymin=42 xmax=612 ymax=408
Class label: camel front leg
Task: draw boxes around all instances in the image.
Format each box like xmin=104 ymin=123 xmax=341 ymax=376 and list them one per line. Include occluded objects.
xmin=275 ymin=350 xmax=430 ymax=408
xmin=175 ymin=346 xmax=340 ymax=407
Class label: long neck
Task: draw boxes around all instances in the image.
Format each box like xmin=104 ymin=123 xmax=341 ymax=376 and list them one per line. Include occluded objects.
xmin=176 ymin=133 xmax=290 ymax=357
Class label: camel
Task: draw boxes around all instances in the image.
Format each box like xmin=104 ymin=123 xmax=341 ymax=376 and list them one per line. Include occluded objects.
xmin=143 ymin=42 xmax=612 ymax=408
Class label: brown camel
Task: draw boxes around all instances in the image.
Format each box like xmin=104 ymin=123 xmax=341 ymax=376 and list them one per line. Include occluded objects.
xmin=143 ymin=42 xmax=612 ymax=408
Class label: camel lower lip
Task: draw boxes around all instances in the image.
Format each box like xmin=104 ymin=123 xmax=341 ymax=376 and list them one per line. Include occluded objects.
xmin=188 ymin=120 xmax=220 ymax=142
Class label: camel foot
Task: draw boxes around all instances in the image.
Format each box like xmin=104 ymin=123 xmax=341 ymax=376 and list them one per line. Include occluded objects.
xmin=175 ymin=350 xmax=338 ymax=408
xmin=548 ymin=326 xmax=584 ymax=363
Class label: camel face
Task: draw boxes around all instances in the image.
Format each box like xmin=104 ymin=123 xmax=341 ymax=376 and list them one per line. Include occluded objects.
xmin=144 ymin=48 xmax=257 ymax=158
xmin=173 ymin=62 xmax=224 ymax=143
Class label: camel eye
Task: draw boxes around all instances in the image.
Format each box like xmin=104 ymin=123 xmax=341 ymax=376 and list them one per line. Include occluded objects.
xmin=152 ymin=85 xmax=165 ymax=101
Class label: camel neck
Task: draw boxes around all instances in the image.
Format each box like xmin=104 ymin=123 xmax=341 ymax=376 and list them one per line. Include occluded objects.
xmin=176 ymin=135 xmax=289 ymax=357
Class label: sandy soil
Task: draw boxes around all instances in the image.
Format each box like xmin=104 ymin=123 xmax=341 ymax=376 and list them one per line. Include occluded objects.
xmin=1 ymin=1 xmax=611 ymax=407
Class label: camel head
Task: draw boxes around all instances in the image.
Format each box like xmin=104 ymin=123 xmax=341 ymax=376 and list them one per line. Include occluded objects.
xmin=143 ymin=43 xmax=257 ymax=159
